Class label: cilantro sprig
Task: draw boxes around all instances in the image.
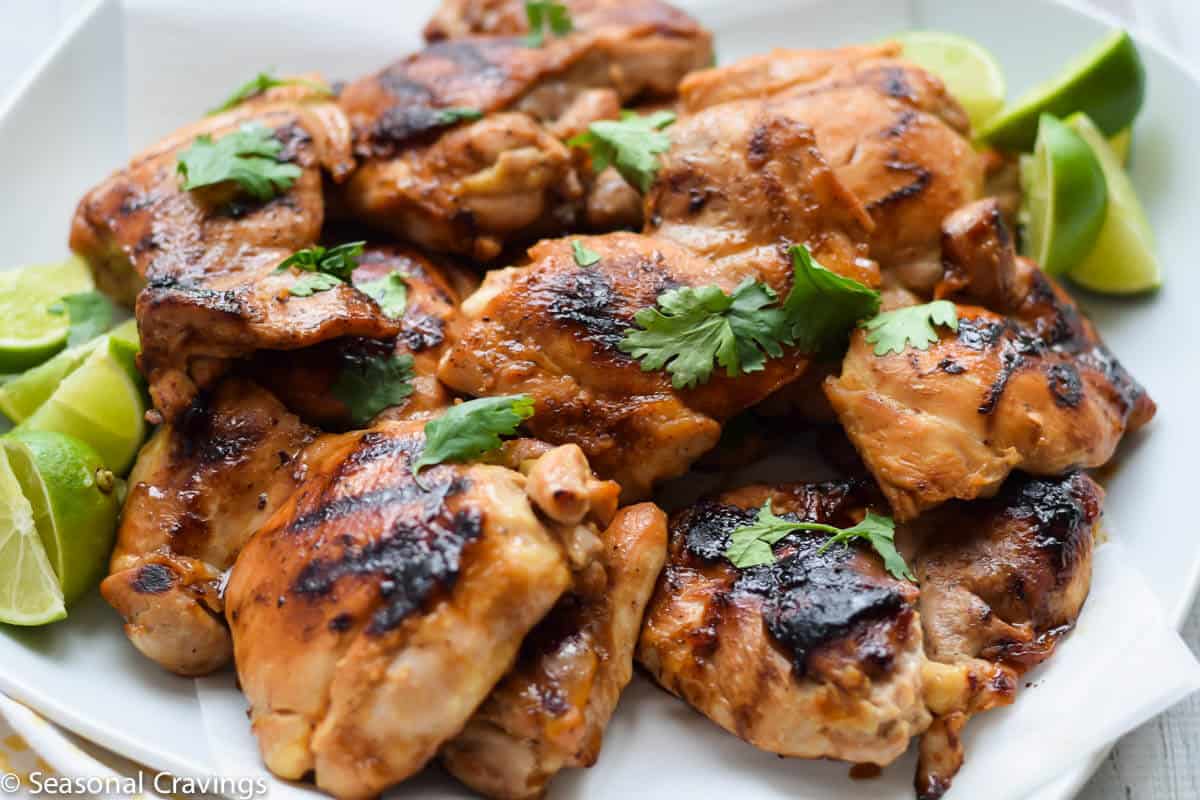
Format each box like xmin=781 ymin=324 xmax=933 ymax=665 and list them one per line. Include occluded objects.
xmin=288 ymin=272 xmax=343 ymax=297
xmin=208 ymin=72 xmax=332 ymax=115
xmin=724 ymin=501 xmax=914 ymax=581
xmin=524 ymin=1 xmax=573 ymax=47
xmin=572 ymin=240 xmax=601 ymax=267
xmin=333 ymin=352 xmax=415 ymax=426
xmin=619 ymin=245 xmax=879 ymax=389
xmin=48 ymin=291 xmax=116 ymax=347
xmin=861 ymin=300 xmax=959 ymax=356
xmin=357 ymin=271 xmax=409 ymax=319
xmin=569 ymin=110 xmax=676 ymax=193
xmin=413 ymin=395 xmax=535 ymax=477
xmin=277 ymin=241 xmax=365 ymax=281
xmin=176 ymin=123 xmax=301 ymax=201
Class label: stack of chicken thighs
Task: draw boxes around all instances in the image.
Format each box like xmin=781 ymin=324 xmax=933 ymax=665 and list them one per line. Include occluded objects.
xmin=74 ymin=2 xmax=1154 ymax=798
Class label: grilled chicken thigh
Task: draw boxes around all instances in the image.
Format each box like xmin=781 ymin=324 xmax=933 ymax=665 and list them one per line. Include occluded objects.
xmin=336 ymin=1 xmax=712 ymax=258
xmin=638 ymin=480 xmax=931 ymax=766
xmin=438 ymin=232 xmax=823 ymax=499
xmin=226 ymin=420 xmax=619 ymax=799
xmin=678 ymin=44 xmax=984 ymax=291
xmin=100 ymin=378 xmax=315 ymax=675
xmin=442 ymin=502 xmax=668 ymax=799
xmin=826 ymin=203 xmax=1153 ymax=519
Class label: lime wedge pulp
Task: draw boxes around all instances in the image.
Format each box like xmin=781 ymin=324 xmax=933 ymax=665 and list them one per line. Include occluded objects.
xmin=0 ymin=318 xmax=141 ymax=425
xmin=979 ymin=30 xmax=1145 ymax=151
xmin=1065 ymin=113 xmax=1160 ymax=293
xmin=1021 ymin=114 xmax=1108 ymax=276
xmin=3 ymin=431 xmax=119 ymax=606
xmin=892 ymin=31 xmax=1006 ymax=131
xmin=19 ymin=338 xmax=147 ymax=475
xmin=0 ymin=445 xmax=66 ymax=626
xmin=0 ymin=257 xmax=94 ymax=373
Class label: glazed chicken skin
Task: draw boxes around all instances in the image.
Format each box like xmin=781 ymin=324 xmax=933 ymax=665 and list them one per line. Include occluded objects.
xmin=637 ymin=480 xmax=931 ymax=766
xmin=100 ymin=378 xmax=315 ymax=676
xmin=442 ymin=502 xmax=668 ymax=799
xmin=826 ymin=201 xmax=1154 ymax=519
xmin=252 ymin=244 xmax=477 ymax=429
xmin=70 ymin=87 xmax=402 ymax=423
xmin=439 ymin=232 xmax=833 ymax=500
xmin=226 ymin=419 xmax=620 ymax=799
xmin=677 ymin=43 xmax=984 ymax=292
xmin=335 ymin=0 xmax=712 ymax=259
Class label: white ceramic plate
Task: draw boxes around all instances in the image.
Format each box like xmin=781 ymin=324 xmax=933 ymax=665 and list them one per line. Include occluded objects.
xmin=2 ymin=0 xmax=1199 ymax=798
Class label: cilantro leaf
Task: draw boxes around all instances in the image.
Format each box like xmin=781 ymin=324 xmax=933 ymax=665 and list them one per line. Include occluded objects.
xmin=413 ymin=395 xmax=536 ymax=476
xmin=332 ymin=352 xmax=415 ymax=426
xmin=276 ymin=241 xmax=365 ymax=281
xmin=524 ymin=1 xmax=574 ymax=47
xmin=725 ymin=502 xmax=914 ymax=581
xmin=357 ymin=271 xmax=409 ymax=319
xmin=779 ymin=245 xmax=881 ymax=354
xmin=433 ymin=107 xmax=484 ymax=125
xmin=572 ymin=240 xmax=601 ymax=267
xmin=176 ymin=123 xmax=302 ymax=201
xmin=289 ymin=272 xmax=343 ymax=297
xmin=861 ymin=300 xmax=959 ymax=356
xmin=47 ymin=291 xmax=115 ymax=347
xmin=568 ymin=110 xmax=675 ymax=192
xmin=208 ymin=72 xmax=331 ymax=115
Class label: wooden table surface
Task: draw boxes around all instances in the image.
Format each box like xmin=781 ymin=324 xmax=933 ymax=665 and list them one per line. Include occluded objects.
xmin=2 ymin=1 xmax=1198 ymax=798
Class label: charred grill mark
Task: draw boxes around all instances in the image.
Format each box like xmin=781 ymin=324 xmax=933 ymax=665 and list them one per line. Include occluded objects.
xmin=1003 ymin=473 xmax=1099 ymax=572
xmin=747 ymin=122 xmax=773 ymax=168
xmin=371 ymin=106 xmax=476 ymax=147
xmin=1077 ymin=345 xmax=1144 ymax=418
xmin=328 ymin=613 xmax=354 ymax=633
xmin=866 ymin=160 xmax=932 ymax=211
xmin=876 ymin=67 xmax=916 ymax=102
xmin=541 ymin=268 xmax=632 ymax=350
xmin=132 ymin=563 xmax=176 ymax=594
xmin=881 ymin=110 xmax=918 ymax=139
xmin=1045 ymin=363 xmax=1083 ymax=408
xmin=399 ymin=313 xmax=446 ymax=351
xmin=376 ymin=71 xmax=435 ymax=107
xmin=938 ymin=358 xmax=966 ymax=375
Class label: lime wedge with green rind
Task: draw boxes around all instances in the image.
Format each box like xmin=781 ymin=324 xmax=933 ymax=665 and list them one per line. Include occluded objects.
xmin=0 ymin=445 xmax=66 ymax=626
xmin=0 ymin=257 xmax=94 ymax=373
xmin=3 ymin=431 xmax=118 ymax=605
xmin=1109 ymin=127 xmax=1132 ymax=165
xmin=1021 ymin=113 xmax=1108 ymax=276
xmin=892 ymin=31 xmax=1006 ymax=131
xmin=1065 ymin=113 xmax=1160 ymax=293
xmin=18 ymin=338 xmax=147 ymax=475
xmin=979 ymin=30 xmax=1145 ymax=151
xmin=0 ymin=318 xmax=142 ymax=425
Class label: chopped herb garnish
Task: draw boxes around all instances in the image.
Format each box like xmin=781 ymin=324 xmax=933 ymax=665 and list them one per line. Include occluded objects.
xmin=725 ymin=501 xmax=914 ymax=581
xmin=208 ymin=72 xmax=331 ymax=115
xmin=568 ymin=110 xmax=676 ymax=192
xmin=357 ymin=271 xmax=409 ymax=319
xmin=176 ymin=123 xmax=301 ymax=201
xmin=572 ymin=240 xmax=601 ymax=267
xmin=413 ymin=395 xmax=535 ymax=477
xmin=524 ymin=1 xmax=573 ymax=47
xmin=333 ymin=352 xmax=415 ymax=426
xmin=48 ymin=291 xmax=115 ymax=347
xmin=276 ymin=241 xmax=365 ymax=281
xmin=619 ymin=245 xmax=879 ymax=389
xmin=433 ymin=107 xmax=484 ymax=125
xmin=861 ymin=300 xmax=959 ymax=356
xmin=288 ymin=272 xmax=343 ymax=298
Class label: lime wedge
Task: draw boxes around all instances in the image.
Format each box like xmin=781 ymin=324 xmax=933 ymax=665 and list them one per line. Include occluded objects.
xmin=19 ymin=339 xmax=147 ymax=475
xmin=1109 ymin=127 xmax=1132 ymax=165
xmin=0 ymin=318 xmax=142 ymax=425
xmin=979 ymin=30 xmax=1145 ymax=151
xmin=1021 ymin=114 xmax=1108 ymax=276
xmin=892 ymin=31 xmax=1006 ymax=131
xmin=0 ymin=257 xmax=94 ymax=373
xmin=1064 ymin=113 xmax=1160 ymax=293
xmin=3 ymin=431 xmax=119 ymax=606
xmin=0 ymin=445 xmax=66 ymax=626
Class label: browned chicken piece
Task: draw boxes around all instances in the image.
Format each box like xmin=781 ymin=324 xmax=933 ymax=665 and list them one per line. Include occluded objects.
xmin=71 ymin=85 xmax=352 ymax=308
xmin=826 ymin=203 xmax=1153 ymax=519
xmin=335 ymin=1 xmax=712 ymax=258
xmin=251 ymin=244 xmax=476 ymax=428
xmin=677 ymin=44 xmax=984 ymax=292
xmin=100 ymin=378 xmax=315 ymax=676
xmin=637 ymin=480 xmax=931 ymax=766
xmin=438 ymin=232 xmax=818 ymax=500
xmin=442 ymin=502 xmax=667 ymax=799
xmin=226 ymin=419 xmax=620 ymax=799
xmin=904 ymin=471 xmax=1100 ymax=798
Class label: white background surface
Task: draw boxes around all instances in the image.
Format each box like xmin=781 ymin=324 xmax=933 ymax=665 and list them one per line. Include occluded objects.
xmin=2 ymin=1 xmax=1199 ymax=799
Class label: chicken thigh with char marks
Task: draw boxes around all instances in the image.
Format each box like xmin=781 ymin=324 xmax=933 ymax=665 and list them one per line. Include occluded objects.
xmin=226 ymin=419 xmax=621 ymax=799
